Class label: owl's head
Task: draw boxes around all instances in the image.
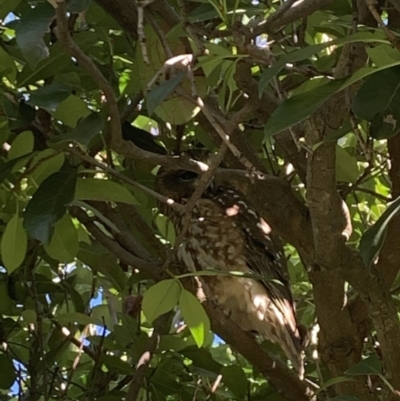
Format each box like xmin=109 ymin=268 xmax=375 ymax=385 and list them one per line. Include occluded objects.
xmin=155 ymin=168 xmax=201 ymax=201
xmin=155 ymin=149 xmax=217 ymax=201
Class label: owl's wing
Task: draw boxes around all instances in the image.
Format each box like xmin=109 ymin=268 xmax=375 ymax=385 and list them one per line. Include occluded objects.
xmin=212 ymin=187 xmax=304 ymax=373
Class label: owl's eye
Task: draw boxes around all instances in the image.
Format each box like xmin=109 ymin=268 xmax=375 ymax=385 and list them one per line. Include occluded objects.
xmin=178 ymin=170 xmax=198 ymax=182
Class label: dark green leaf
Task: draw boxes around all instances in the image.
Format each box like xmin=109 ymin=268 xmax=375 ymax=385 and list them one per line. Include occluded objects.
xmin=57 ymin=312 xmax=103 ymax=326
xmin=27 ymin=83 xmax=71 ymax=113
xmin=346 ymin=355 xmax=382 ymax=375
xmin=23 ymin=170 xmax=78 ymax=243
xmin=359 ymin=196 xmax=400 ymax=269
xmin=67 ymin=0 xmax=92 ymax=13
xmin=0 ymin=354 xmax=16 ymax=389
xmin=328 ymin=396 xmax=361 ymax=401
xmin=264 ymin=79 xmax=345 ymax=138
xmin=146 ymin=72 xmax=186 ymax=116
xmin=352 ymin=66 xmax=400 ymax=139
xmin=264 ymin=62 xmax=400 ymax=138
xmin=179 ymin=289 xmax=210 ymax=347
xmin=78 ymin=243 xmax=126 ymax=292
xmin=48 ymin=113 xmax=104 ymax=148
xmin=181 ymin=347 xmax=223 ymax=374
xmin=15 ymin=3 xmax=54 ymax=68
xmin=221 ymin=365 xmax=248 ymax=399
xmin=101 ymin=354 xmax=134 ymax=375
xmin=142 ymin=279 xmax=181 ymax=323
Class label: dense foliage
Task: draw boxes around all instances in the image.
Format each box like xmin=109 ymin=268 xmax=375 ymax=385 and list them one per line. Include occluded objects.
xmin=1 ymin=0 xmax=400 ymax=400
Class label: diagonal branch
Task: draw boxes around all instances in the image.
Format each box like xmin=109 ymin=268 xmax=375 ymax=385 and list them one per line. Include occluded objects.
xmin=253 ymin=0 xmax=337 ymax=36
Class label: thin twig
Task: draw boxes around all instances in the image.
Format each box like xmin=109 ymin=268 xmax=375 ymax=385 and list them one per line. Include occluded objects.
xmin=68 ymin=147 xmax=184 ymax=211
xmin=175 ymin=142 xmax=228 ymax=248
xmin=54 ymin=1 xmax=122 ymax=145
xmin=176 ymin=89 xmax=261 ymax=173
xmin=70 ymin=206 xmax=164 ymax=278
xmin=120 ymin=91 xmax=144 ymax=122
xmin=125 ymin=314 xmax=170 ymax=401
xmin=365 ymin=0 xmax=400 ymax=49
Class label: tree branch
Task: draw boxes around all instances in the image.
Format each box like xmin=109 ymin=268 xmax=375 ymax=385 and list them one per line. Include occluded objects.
xmin=253 ymin=0 xmax=337 ymax=36
xmin=203 ymin=302 xmax=314 ymax=401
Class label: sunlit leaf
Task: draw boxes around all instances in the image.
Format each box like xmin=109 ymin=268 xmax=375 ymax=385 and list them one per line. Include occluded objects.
xmin=75 ymin=178 xmax=139 ymax=204
xmin=179 ymin=289 xmax=210 ymax=348
xmin=142 ymin=279 xmax=181 ymax=323
xmin=8 ymin=131 xmax=34 ymax=160
xmin=44 ymin=214 xmax=79 ymax=262
xmin=1 ymin=215 xmax=27 ymax=273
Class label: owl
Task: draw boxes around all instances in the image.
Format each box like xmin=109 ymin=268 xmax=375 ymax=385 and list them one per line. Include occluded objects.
xmin=155 ymin=160 xmax=305 ymax=378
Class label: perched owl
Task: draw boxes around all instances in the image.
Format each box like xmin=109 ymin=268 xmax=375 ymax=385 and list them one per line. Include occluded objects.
xmin=155 ymin=161 xmax=305 ymax=378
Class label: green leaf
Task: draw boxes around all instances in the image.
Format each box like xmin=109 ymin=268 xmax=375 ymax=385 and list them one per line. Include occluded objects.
xmin=27 ymin=83 xmax=71 ymax=113
xmin=44 ymin=214 xmax=79 ymax=262
xmin=264 ymin=62 xmax=400 ymax=138
xmin=1 ymin=215 xmax=27 ymax=273
xmin=179 ymin=289 xmax=210 ymax=348
xmin=142 ymin=279 xmax=181 ymax=323
xmin=48 ymin=113 xmax=104 ymax=148
xmin=146 ymin=72 xmax=186 ymax=116
xmin=258 ymin=31 xmax=389 ymax=97
xmin=15 ymin=2 xmax=54 ymax=68
xmin=0 ymin=0 xmax=22 ymax=19
xmin=0 ymin=154 xmax=32 ymax=183
xmin=328 ymin=396 xmax=361 ymax=401
xmin=101 ymin=354 xmax=134 ymax=375
xmin=359 ymin=196 xmax=400 ymax=269
xmin=221 ymin=365 xmax=248 ymax=399
xmin=336 ymin=146 xmax=359 ymax=183
xmin=75 ymin=178 xmax=138 ymax=204
xmin=23 ymin=170 xmax=78 ymax=243
xmin=52 ymin=95 xmax=91 ymax=128
xmin=78 ymin=243 xmax=126 ymax=292
xmin=155 ymin=214 xmax=176 ymax=245
xmin=8 ymin=131 xmax=34 ymax=160
xmin=57 ymin=312 xmax=103 ymax=326
xmin=0 ymin=354 xmax=16 ymax=389
xmin=345 ymin=355 xmax=382 ymax=375
xmin=67 ymin=0 xmax=91 ymax=13
xmin=317 ymin=376 xmax=357 ymax=394
xmin=264 ymin=78 xmax=345 ymax=138
xmin=352 ymin=66 xmax=400 ymax=139
xmin=29 ymin=150 xmax=65 ymax=185
xmin=21 ymin=309 xmax=37 ymax=325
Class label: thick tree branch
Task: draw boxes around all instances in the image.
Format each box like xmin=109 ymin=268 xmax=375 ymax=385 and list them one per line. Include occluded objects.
xmin=253 ymin=0 xmax=336 ymax=36
xmin=377 ymin=134 xmax=400 ymax=285
xmin=70 ymin=206 xmax=164 ymax=279
xmin=203 ymin=301 xmax=314 ymax=401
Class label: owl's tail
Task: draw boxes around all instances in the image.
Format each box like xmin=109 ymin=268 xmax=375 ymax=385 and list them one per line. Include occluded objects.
xmin=263 ymin=299 xmax=306 ymax=379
